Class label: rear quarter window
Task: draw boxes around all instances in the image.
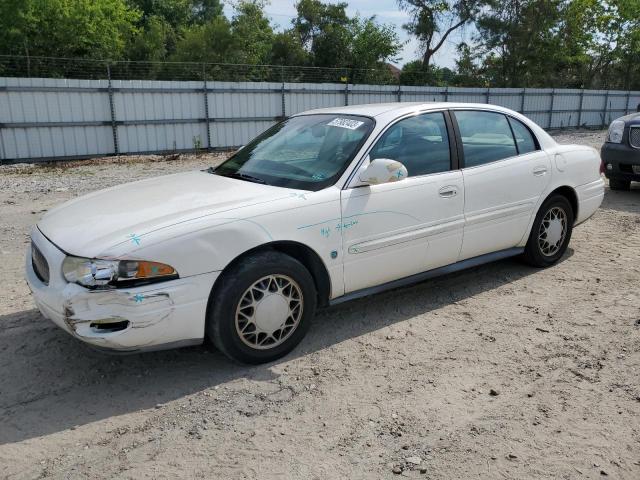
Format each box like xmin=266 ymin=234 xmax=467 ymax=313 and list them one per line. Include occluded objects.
xmin=508 ymin=117 xmax=538 ymax=154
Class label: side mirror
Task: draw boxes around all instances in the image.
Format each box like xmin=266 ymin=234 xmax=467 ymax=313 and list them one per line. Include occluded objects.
xmin=359 ymin=158 xmax=408 ymax=185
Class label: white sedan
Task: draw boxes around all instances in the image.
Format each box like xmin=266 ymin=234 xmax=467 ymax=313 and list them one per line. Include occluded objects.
xmin=26 ymin=103 xmax=604 ymax=363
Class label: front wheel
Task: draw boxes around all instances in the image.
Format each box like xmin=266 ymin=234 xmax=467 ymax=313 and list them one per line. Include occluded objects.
xmin=206 ymin=251 xmax=317 ymax=364
xmin=522 ymin=195 xmax=574 ymax=268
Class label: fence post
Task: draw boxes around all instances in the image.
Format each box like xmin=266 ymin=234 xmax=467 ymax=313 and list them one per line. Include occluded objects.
xmin=202 ymin=64 xmax=211 ymax=151
xmin=577 ymin=89 xmax=585 ymax=128
xmin=106 ymin=64 xmax=119 ymax=156
xmin=602 ymin=90 xmax=609 ymax=128
xmin=548 ymin=88 xmax=556 ymax=129
xmin=444 ymin=86 xmax=449 ymax=102
xmin=280 ymin=66 xmax=286 ymax=120
xmin=485 ymin=87 xmax=490 ymax=104
xmin=520 ymin=88 xmax=526 ymax=114
xmin=625 ymin=90 xmax=631 ymax=115
xmin=397 ymin=78 xmax=402 ymax=103
xmin=0 ymin=123 xmax=4 ymax=164
xmin=344 ymin=69 xmax=349 ymax=106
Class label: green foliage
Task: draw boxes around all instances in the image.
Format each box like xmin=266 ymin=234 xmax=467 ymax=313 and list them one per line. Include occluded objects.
xmin=400 ymin=60 xmax=455 ymax=85
xmin=0 ymin=0 xmax=140 ymax=59
xmin=290 ymin=0 xmax=401 ymax=79
xmin=170 ymin=16 xmax=235 ymax=63
xmin=467 ymin=0 xmax=640 ymax=89
xmin=0 ymin=0 xmax=638 ymax=89
xmin=230 ymin=1 xmax=275 ymax=65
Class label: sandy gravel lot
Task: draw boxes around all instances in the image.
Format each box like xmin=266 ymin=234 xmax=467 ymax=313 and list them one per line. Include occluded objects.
xmin=0 ymin=130 xmax=639 ymax=479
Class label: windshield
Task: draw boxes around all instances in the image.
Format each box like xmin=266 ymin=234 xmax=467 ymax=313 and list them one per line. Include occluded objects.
xmin=213 ymin=114 xmax=374 ymax=190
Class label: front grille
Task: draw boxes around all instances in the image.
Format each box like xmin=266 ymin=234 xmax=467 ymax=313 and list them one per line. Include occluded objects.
xmin=31 ymin=242 xmax=50 ymax=285
xmin=630 ymin=127 xmax=640 ymax=148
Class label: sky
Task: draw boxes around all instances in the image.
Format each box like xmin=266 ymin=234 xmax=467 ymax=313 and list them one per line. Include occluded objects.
xmin=222 ymin=0 xmax=471 ymax=68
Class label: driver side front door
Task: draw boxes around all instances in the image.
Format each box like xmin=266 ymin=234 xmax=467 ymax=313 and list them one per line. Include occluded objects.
xmin=340 ymin=110 xmax=465 ymax=293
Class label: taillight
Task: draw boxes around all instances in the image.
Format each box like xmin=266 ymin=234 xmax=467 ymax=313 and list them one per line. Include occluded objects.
xmin=599 ymin=159 xmax=605 ymax=175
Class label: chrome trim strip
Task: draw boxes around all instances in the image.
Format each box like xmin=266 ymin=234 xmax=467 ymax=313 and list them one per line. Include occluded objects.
xmin=464 ymin=201 xmax=535 ymax=226
xmin=348 ymin=217 xmax=464 ymax=254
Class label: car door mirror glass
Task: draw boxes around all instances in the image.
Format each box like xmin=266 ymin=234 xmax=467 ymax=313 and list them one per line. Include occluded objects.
xmin=359 ymin=158 xmax=408 ymax=185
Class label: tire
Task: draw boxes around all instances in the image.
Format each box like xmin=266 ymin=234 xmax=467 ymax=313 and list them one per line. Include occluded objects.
xmin=522 ymin=194 xmax=574 ymax=268
xmin=609 ymin=179 xmax=631 ymax=191
xmin=206 ymin=250 xmax=317 ymax=364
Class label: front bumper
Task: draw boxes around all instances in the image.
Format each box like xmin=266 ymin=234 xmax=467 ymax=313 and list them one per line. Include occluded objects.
xmin=25 ymin=227 xmax=219 ymax=353
xmin=601 ymin=143 xmax=640 ymax=182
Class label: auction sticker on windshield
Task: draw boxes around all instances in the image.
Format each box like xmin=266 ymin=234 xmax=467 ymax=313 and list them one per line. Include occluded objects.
xmin=327 ymin=118 xmax=365 ymax=130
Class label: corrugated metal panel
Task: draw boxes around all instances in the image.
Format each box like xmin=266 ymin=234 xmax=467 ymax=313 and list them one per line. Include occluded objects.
xmin=0 ymin=77 xmax=113 ymax=159
xmin=286 ymin=82 xmax=344 ymax=115
xmin=446 ymin=87 xmax=487 ymax=104
xmin=1 ymin=76 xmax=640 ymax=162
xmin=580 ymin=89 xmax=607 ymax=127
xmin=350 ymin=84 xmax=397 ymax=105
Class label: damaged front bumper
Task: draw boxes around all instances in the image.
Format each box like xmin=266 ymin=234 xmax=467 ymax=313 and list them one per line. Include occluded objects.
xmin=25 ymin=227 xmax=218 ymax=353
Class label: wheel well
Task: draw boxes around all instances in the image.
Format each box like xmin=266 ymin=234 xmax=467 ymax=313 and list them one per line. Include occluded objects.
xmin=549 ymin=186 xmax=578 ymax=219
xmin=214 ymin=241 xmax=332 ymax=307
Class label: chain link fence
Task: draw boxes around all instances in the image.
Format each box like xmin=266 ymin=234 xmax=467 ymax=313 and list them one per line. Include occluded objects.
xmin=0 ymin=55 xmax=399 ymax=85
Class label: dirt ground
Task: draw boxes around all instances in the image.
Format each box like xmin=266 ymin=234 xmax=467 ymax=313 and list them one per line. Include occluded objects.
xmin=0 ymin=130 xmax=639 ymax=479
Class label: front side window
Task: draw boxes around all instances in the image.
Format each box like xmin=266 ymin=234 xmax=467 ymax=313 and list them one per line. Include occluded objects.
xmin=370 ymin=112 xmax=451 ymax=177
xmin=454 ymin=111 xmax=518 ymax=167
xmin=213 ymin=114 xmax=374 ymax=190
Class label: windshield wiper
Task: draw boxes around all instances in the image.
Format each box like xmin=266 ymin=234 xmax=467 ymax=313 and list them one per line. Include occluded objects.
xmin=212 ymin=170 xmax=267 ymax=185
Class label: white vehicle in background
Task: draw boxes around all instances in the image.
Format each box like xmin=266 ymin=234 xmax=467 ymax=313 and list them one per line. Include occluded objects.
xmin=26 ymin=102 xmax=604 ymax=364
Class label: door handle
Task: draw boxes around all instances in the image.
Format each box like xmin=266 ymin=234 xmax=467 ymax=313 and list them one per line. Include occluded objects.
xmin=533 ymin=166 xmax=548 ymax=176
xmin=438 ymin=186 xmax=458 ymax=198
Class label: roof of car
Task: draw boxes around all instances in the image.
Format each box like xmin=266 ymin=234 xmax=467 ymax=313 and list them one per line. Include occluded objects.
xmin=296 ymin=101 xmax=558 ymax=150
xmin=297 ymin=102 xmax=516 ymax=118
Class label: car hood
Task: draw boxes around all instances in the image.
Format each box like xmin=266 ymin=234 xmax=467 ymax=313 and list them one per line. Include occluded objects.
xmin=38 ymin=170 xmax=292 ymax=257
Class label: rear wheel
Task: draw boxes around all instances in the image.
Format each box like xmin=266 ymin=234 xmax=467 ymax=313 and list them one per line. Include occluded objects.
xmin=609 ymin=179 xmax=631 ymax=191
xmin=206 ymin=251 xmax=317 ymax=364
xmin=522 ymin=195 xmax=574 ymax=268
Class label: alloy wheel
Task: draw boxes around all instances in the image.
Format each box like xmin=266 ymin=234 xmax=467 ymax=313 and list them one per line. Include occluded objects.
xmin=235 ymin=274 xmax=304 ymax=350
xmin=538 ymin=206 xmax=567 ymax=256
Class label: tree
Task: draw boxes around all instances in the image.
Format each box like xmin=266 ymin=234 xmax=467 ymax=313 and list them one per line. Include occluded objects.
xmin=398 ymin=0 xmax=482 ymax=70
xmin=292 ymin=0 xmax=350 ymax=52
xmin=558 ymin=0 xmax=640 ymax=89
xmin=231 ymin=1 xmax=275 ymax=65
xmin=269 ymin=31 xmax=309 ymax=66
xmin=452 ymin=42 xmax=482 ymax=86
xmin=127 ymin=0 xmax=223 ymax=27
xmin=350 ymin=17 xmax=401 ymax=71
xmin=289 ymin=0 xmax=401 ymax=75
xmin=128 ymin=0 xmax=192 ymax=28
xmin=400 ymin=59 xmax=455 ymax=85
xmin=475 ymin=0 xmax=563 ymax=87
xmin=0 ymin=0 xmax=140 ymax=60
xmin=170 ymin=16 xmax=235 ymax=64
xmin=192 ymin=0 xmax=224 ymax=24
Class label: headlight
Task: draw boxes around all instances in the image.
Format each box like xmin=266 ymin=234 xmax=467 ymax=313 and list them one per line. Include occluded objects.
xmin=62 ymin=256 xmax=178 ymax=288
xmin=607 ymin=120 xmax=625 ymax=143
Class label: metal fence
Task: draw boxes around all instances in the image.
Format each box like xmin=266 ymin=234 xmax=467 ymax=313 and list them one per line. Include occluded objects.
xmin=1 ymin=75 xmax=639 ymax=163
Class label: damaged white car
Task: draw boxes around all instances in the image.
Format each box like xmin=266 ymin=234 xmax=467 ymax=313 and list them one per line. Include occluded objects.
xmin=26 ymin=103 xmax=604 ymax=364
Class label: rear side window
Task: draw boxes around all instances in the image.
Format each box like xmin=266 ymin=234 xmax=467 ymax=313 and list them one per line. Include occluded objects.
xmin=370 ymin=112 xmax=451 ymax=177
xmin=508 ymin=117 xmax=537 ymax=154
xmin=454 ymin=111 xmax=518 ymax=167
